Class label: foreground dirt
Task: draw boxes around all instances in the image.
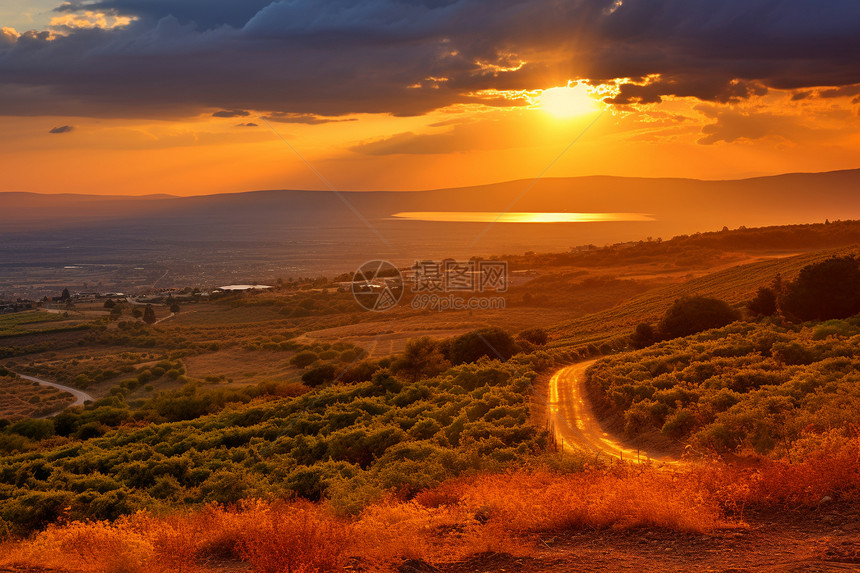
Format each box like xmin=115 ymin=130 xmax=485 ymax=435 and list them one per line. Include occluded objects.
xmin=436 ymin=503 xmax=860 ymax=573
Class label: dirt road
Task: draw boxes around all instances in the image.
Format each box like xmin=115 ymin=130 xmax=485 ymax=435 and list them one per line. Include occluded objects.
xmin=547 ymin=360 xmax=676 ymax=464
xmin=13 ymin=372 xmax=93 ymax=415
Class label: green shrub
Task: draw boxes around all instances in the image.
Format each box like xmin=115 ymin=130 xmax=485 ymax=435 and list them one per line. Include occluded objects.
xmin=8 ymin=418 xmax=54 ymax=441
xmin=302 ymin=364 xmax=337 ymax=387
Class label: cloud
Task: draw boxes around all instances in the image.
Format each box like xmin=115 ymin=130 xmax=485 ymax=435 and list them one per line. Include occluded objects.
xmin=48 ymin=125 xmax=74 ymax=133
xmin=49 ymin=10 xmax=134 ymax=31
xmin=0 ymin=0 xmax=859 ymax=119
xmin=236 ymin=122 xmax=257 ymax=127
xmin=695 ymin=106 xmax=828 ymax=145
xmin=351 ymin=131 xmax=458 ymax=155
xmin=261 ymin=113 xmax=357 ymax=125
xmin=52 ymin=0 xmax=276 ymax=30
xmin=0 ymin=27 xmax=20 ymax=45
xmin=211 ymin=109 xmax=250 ymax=118
xmin=818 ymin=84 xmax=860 ymax=99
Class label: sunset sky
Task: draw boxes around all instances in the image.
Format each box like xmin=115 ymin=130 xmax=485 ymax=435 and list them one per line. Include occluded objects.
xmin=1 ymin=0 xmax=860 ymax=196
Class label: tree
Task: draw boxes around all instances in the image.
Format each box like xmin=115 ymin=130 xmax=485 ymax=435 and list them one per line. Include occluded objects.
xmin=60 ymin=288 xmax=70 ymax=301
xmin=448 ymin=327 xmax=519 ymax=364
xmin=103 ymin=299 xmax=116 ymax=309
xmin=132 ymin=308 xmax=143 ymax=319
xmin=517 ymin=328 xmax=549 ymax=346
xmin=143 ymin=305 xmax=157 ymax=325
xmin=391 ymin=337 xmax=451 ymax=381
xmin=169 ymin=302 xmax=181 ymax=313
xmin=746 ymin=286 xmax=778 ymax=318
xmin=630 ymin=323 xmax=656 ymax=348
xmin=779 ymin=256 xmax=860 ymax=321
xmin=657 ymin=296 xmax=740 ymax=340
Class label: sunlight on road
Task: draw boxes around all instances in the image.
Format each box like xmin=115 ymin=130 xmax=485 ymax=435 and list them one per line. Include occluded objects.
xmin=547 ymin=361 xmax=678 ymax=465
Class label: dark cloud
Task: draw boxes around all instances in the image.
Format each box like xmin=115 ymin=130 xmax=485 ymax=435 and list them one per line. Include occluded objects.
xmin=1 ymin=0 xmax=859 ymax=119
xmin=48 ymin=125 xmax=74 ymax=133
xmin=212 ymin=109 xmax=250 ymax=118
xmin=236 ymin=122 xmax=257 ymax=127
xmin=819 ymin=84 xmax=860 ymax=99
xmin=53 ymin=0 xmax=276 ymax=30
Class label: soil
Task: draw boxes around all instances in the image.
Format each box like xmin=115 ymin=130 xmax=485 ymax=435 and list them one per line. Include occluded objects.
xmin=438 ymin=502 xmax=860 ymax=573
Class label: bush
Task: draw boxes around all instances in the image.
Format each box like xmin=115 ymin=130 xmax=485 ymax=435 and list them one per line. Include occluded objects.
xmin=630 ymin=323 xmax=656 ymax=349
xmin=290 ymin=351 xmax=318 ymax=368
xmin=657 ymin=296 xmax=740 ymax=340
xmin=8 ymin=418 xmax=55 ymax=441
xmin=780 ymin=256 xmax=860 ymax=321
xmin=390 ymin=337 xmax=451 ymax=381
xmin=239 ymin=502 xmax=352 ymax=573
xmin=339 ymin=361 xmax=379 ymax=384
xmin=747 ymin=286 xmax=778 ymax=318
xmin=448 ymin=328 xmax=519 ymax=364
xmin=302 ymin=364 xmax=337 ymax=387
xmin=517 ymin=328 xmax=548 ymax=346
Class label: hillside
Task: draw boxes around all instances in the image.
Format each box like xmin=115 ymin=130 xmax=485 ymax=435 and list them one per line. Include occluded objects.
xmin=548 ymin=246 xmax=860 ymax=352
xmin=587 ymin=319 xmax=860 ymax=456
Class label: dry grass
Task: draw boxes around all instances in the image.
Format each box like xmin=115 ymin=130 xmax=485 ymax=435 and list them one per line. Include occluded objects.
xmin=183 ymin=349 xmax=304 ymax=384
xmin=4 ymin=440 xmax=860 ymax=572
xmin=422 ymin=466 xmax=728 ymax=534
xmin=0 ymin=374 xmax=75 ymax=419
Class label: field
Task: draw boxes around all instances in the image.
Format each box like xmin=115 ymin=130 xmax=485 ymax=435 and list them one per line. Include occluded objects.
xmin=0 ymin=311 xmax=78 ymax=338
xmin=548 ymin=246 xmax=860 ymax=354
xmin=1 ymin=222 xmax=860 ymax=571
xmin=0 ymin=372 xmax=74 ymax=420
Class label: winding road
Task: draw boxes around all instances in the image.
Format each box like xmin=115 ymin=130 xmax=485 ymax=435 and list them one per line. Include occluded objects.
xmin=548 ymin=360 xmax=677 ymax=464
xmin=12 ymin=372 xmax=94 ymax=416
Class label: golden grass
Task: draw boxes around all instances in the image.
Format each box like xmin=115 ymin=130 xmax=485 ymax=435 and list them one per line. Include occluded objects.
xmin=4 ymin=438 xmax=859 ymax=572
xmin=426 ymin=467 xmax=727 ymax=533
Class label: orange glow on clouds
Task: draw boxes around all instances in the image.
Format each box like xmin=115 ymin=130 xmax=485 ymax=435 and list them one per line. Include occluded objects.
xmin=2 ymin=84 xmax=860 ymax=196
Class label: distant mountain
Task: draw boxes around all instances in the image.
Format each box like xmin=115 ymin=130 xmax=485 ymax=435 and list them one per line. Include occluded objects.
xmin=2 ymin=168 xmax=858 ymax=237
xmin=1 ymin=169 xmax=858 ymax=288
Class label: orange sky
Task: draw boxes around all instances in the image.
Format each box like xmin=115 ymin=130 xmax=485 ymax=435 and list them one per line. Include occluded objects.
xmin=3 ymin=88 xmax=859 ymax=196
xmin=2 ymin=1 xmax=860 ymax=196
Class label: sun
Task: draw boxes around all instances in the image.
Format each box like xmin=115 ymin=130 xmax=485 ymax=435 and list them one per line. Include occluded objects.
xmin=539 ymin=84 xmax=598 ymax=118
